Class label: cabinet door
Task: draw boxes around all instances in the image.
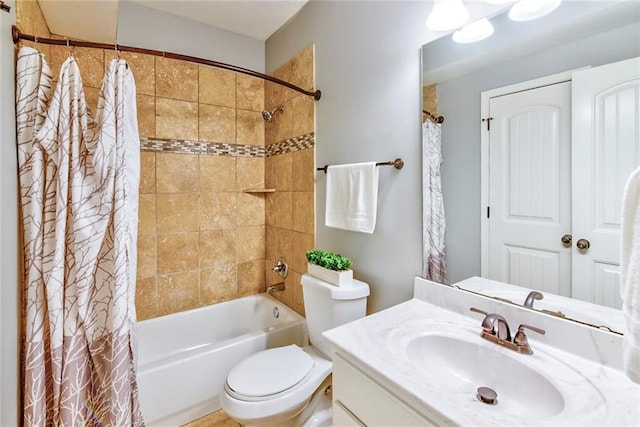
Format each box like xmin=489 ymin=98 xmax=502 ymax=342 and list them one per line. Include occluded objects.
xmin=332 ymin=354 xmax=437 ymax=426
xmin=572 ymin=57 xmax=640 ymax=308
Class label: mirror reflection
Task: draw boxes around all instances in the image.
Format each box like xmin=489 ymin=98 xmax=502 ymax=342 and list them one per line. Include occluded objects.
xmin=421 ymin=1 xmax=640 ymax=333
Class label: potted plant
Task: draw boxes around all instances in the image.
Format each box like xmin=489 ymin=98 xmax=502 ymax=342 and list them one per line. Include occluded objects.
xmin=306 ymin=249 xmax=353 ymax=287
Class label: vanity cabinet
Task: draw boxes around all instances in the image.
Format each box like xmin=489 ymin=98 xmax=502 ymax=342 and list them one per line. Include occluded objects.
xmin=332 ymin=353 xmax=439 ymax=426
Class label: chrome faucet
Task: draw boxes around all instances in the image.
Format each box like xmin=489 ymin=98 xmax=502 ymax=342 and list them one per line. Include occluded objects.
xmin=267 ymin=282 xmax=285 ymax=295
xmin=523 ymin=291 xmax=543 ymax=308
xmin=470 ymin=307 xmax=545 ymax=355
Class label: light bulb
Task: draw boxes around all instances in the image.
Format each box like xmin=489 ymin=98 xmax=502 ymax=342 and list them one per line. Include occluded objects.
xmin=452 ymin=18 xmax=495 ymax=43
xmin=426 ymin=0 xmax=470 ymax=32
xmin=508 ymin=0 xmax=562 ymax=21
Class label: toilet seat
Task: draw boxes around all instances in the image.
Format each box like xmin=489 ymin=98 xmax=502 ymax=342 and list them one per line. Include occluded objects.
xmin=221 ymin=345 xmax=333 ymax=425
xmin=226 ymin=345 xmax=314 ymax=401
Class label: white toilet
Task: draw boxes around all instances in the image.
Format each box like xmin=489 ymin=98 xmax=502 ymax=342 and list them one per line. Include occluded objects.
xmin=220 ymin=274 xmax=370 ymax=426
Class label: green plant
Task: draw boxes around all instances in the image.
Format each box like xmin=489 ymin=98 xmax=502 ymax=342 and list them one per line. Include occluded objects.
xmin=306 ymin=249 xmax=353 ymax=271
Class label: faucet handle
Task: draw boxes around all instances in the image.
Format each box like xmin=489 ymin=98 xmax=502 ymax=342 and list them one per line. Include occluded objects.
xmin=469 ymin=307 xmax=488 ymax=316
xmin=517 ymin=324 xmax=545 ymax=336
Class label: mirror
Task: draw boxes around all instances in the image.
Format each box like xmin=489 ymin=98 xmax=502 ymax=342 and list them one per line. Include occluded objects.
xmin=421 ymin=1 xmax=640 ymax=334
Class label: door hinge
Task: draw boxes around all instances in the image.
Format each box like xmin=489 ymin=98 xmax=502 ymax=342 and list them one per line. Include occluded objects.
xmin=482 ymin=117 xmax=493 ymax=131
xmin=487 ymin=206 xmax=490 ymax=218
xmin=0 ymin=1 xmax=11 ymax=12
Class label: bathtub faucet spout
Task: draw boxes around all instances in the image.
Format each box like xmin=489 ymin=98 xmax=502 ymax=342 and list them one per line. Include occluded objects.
xmin=267 ymin=282 xmax=286 ymax=295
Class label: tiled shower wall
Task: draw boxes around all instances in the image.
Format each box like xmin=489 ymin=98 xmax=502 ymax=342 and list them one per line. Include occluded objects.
xmin=423 ymin=83 xmax=438 ymax=115
xmin=264 ymin=46 xmax=315 ymax=316
xmin=16 ymin=0 xmax=315 ymax=320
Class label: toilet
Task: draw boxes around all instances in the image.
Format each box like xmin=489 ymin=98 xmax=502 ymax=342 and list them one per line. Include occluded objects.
xmin=220 ymin=274 xmax=370 ymax=426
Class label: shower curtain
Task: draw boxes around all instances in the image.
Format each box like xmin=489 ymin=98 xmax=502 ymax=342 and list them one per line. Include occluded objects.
xmin=17 ymin=46 xmax=143 ymax=426
xmin=422 ymin=120 xmax=447 ymax=283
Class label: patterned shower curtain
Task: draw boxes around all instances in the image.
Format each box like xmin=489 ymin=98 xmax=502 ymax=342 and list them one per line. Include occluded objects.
xmin=16 ymin=46 xmax=143 ymax=426
xmin=422 ymin=120 xmax=447 ymax=283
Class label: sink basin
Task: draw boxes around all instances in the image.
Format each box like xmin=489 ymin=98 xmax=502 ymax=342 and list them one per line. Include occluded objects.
xmin=406 ymin=333 xmax=565 ymax=419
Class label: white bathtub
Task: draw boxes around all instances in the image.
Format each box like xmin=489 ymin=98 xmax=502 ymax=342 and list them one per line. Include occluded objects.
xmin=136 ymin=294 xmax=308 ymax=426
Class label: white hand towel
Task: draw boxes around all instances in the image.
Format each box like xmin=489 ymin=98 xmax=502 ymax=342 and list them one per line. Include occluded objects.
xmin=621 ymin=164 xmax=640 ymax=384
xmin=325 ymin=162 xmax=379 ymax=234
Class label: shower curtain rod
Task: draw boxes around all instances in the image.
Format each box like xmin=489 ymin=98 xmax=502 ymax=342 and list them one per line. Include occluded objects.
xmin=11 ymin=26 xmax=322 ymax=100
xmin=423 ymin=109 xmax=444 ymax=124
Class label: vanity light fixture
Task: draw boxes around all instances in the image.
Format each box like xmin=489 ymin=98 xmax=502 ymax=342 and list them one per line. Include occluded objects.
xmin=508 ymin=0 xmax=562 ymax=21
xmin=426 ymin=0 xmax=470 ymax=32
xmin=485 ymin=0 xmax=513 ymax=3
xmin=452 ymin=17 xmax=495 ymax=43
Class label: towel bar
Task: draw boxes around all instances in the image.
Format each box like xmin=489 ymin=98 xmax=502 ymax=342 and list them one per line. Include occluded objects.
xmin=317 ymin=158 xmax=404 ymax=173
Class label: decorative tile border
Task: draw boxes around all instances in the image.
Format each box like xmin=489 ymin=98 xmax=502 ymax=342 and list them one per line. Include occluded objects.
xmin=140 ymin=137 xmax=266 ymax=157
xmin=139 ymin=132 xmax=314 ymax=158
xmin=266 ymin=132 xmax=315 ymax=157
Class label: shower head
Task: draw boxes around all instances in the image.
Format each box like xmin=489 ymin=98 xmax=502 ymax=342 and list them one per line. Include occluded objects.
xmin=262 ymin=105 xmax=284 ymax=123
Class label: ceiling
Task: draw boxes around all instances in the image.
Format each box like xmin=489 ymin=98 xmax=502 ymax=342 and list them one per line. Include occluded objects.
xmin=37 ymin=0 xmax=310 ymax=43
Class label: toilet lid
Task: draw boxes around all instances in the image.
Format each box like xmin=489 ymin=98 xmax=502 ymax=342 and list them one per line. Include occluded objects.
xmin=226 ymin=345 xmax=314 ymax=398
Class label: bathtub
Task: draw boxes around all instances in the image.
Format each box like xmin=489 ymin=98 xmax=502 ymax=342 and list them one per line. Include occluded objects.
xmin=136 ymin=294 xmax=308 ymax=426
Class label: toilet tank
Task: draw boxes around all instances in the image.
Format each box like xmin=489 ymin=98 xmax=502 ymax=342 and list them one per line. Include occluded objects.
xmin=300 ymin=274 xmax=369 ymax=358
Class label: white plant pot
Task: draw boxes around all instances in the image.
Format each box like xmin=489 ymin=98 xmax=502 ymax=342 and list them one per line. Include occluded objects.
xmin=307 ymin=263 xmax=353 ymax=287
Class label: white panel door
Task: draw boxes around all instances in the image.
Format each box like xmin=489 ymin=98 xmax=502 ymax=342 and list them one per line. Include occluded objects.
xmin=571 ymin=57 xmax=640 ymax=308
xmin=488 ymin=82 xmax=572 ymax=295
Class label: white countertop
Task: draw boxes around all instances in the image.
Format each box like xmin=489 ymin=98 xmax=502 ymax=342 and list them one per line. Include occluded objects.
xmin=323 ymin=279 xmax=640 ymax=426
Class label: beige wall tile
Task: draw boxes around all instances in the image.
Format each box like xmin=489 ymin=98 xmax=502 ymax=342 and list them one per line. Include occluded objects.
xmin=238 ymin=260 xmax=266 ymax=296
xmin=271 ymin=62 xmax=293 ymax=106
xmin=237 ymin=157 xmax=264 ymax=190
xmin=292 ymin=232 xmax=314 ymax=273
xmin=156 ymin=98 xmax=198 ymax=140
xmin=265 ymin=193 xmax=276 ymax=227
xmin=140 ymin=152 xmax=156 ymax=194
xmin=423 ymin=84 xmax=438 ymax=116
xmin=156 ymin=57 xmax=198 ymax=102
xmin=276 ymin=228 xmax=294 ymax=260
xmin=156 ymin=153 xmax=198 ymax=193
xmin=237 ymin=110 xmax=265 ymax=146
xmin=200 ymin=264 xmax=238 ymax=305
xmin=16 ymin=0 xmax=50 ymax=38
xmin=199 ymin=67 xmax=235 ymax=107
xmin=50 ymin=45 xmax=104 ymax=89
xmin=105 ymin=51 xmax=155 ymax=96
xmin=292 ymin=148 xmax=314 ymax=192
xmin=265 ymin=156 xmax=275 ymax=189
xmin=290 ymin=45 xmax=314 ymax=91
xmin=157 ymin=271 xmax=199 ymax=316
xmin=138 ymin=194 xmax=156 ymax=235
xmin=136 ymin=234 xmax=157 ymax=280
xmin=200 ymin=192 xmax=236 ymax=230
xmin=200 ymin=230 xmax=236 ymax=267
xmin=237 ymin=226 xmax=265 ymax=264
xmin=265 ymin=226 xmax=277 ymax=261
xmin=236 ymin=75 xmax=264 ymax=112
xmin=84 ymin=87 xmax=100 ymax=115
xmin=273 ymin=152 xmax=293 ymax=191
xmin=273 ymin=191 xmax=293 ymax=229
xmin=291 ymin=95 xmax=314 ymax=137
xmin=199 ymin=104 xmax=236 ymax=143
xmin=156 ymin=193 xmax=199 ymax=233
xmin=264 ymin=117 xmax=276 ymax=146
xmin=135 ymin=277 xmax=158 ymax=320
xmin=157 ymin=233 xmax=199 ymax=274
xmin=199 ymin=156 xmax=236 ymax=192
xmin=292 ymin=191 xmax=314 ymax=234
xmin=274 ymin=99 xmax=294 ymax=143
xmin=137 ymin=95 xmax=155 ymax=138
xmin=237 ymin=193 xmax=265 ymax=226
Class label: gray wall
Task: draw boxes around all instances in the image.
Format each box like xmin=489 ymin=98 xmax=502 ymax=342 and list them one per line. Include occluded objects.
xmin=0 ymin=1 xmax=19 ymax=425
xmin=117 ymin=1 xmax=265 ymax=72
xmin=437 ymin=22 xmax=640 ymax=284
xmin=266 ymin=1 xmax=430 ymax=313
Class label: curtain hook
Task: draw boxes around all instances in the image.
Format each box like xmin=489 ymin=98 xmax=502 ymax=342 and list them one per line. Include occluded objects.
xmin=66 ymin=39 xmax=75 ymax=57
xmin=114 ymin=43 xmax=121 ymax=60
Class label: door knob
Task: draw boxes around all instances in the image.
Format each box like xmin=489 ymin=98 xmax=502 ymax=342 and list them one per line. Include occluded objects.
xmin=561 ymin=234 xmax=572 ymax=247
xmin=576 ymin=239 xmax=590 ymax=250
